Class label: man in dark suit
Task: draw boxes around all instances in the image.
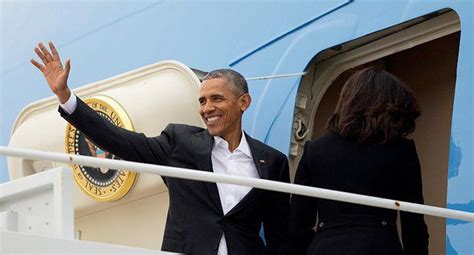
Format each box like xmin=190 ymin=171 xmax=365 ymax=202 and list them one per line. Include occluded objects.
xmin=32 ymin=42 xmax=289 ymax=254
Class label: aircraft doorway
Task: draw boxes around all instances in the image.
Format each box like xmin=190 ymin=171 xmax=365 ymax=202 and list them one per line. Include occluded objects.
xmin=292 ymin=10 xmax=460 ymax=255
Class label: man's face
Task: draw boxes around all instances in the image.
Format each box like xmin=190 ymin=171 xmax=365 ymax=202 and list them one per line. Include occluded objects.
xmin=198 ymin=78 xmax=250 ymax=138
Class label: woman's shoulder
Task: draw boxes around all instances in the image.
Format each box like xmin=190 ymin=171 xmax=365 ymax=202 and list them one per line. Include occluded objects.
xmin=307 ymin=132 xmax=416 ymax=150
xmin=387 ymin=137 xmax=416 ymax=149
xmin=308 ymin=132 xmax=352 ymax=145
xmin=305 ymin=132 xmax=346 ymax=152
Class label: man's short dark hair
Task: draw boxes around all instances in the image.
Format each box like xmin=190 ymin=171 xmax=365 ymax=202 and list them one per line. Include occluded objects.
xmin=203 ymin=69 xmax=248 ymax=96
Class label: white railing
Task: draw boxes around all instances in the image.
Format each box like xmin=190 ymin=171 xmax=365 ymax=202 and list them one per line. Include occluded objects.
xmin=1 ymin=145 xmax=473 ymax=222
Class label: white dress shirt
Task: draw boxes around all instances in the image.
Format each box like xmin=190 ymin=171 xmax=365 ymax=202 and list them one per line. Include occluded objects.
xmin=212 ymin=135 xmax=259 ymax=255
xmin=59 ymin=94 xmax=260 ymax=255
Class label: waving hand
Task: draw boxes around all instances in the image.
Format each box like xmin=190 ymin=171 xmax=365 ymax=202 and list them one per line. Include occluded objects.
xmin=31 ymin=42 xmax=71 ymax=103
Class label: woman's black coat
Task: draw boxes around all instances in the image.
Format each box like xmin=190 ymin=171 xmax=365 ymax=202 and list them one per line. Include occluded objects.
xmin=289 ymin=132 xmax=429 ymax=255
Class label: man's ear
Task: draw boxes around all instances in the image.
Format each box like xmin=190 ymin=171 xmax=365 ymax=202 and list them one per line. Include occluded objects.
xmin=239 ymin=93 xmax=251 ymax=112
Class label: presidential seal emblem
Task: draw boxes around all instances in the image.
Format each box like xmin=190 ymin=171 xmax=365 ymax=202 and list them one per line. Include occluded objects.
xmin=65 ymin=96 xmax=137 ymax=201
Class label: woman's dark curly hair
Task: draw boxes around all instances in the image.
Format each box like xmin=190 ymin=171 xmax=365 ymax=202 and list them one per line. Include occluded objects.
xmin=327 ymin=67 xmax=420 ymax=144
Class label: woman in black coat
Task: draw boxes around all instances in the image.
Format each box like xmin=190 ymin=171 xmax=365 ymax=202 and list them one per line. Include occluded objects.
xmin=289 ymin=67 xmax=429 ymax=255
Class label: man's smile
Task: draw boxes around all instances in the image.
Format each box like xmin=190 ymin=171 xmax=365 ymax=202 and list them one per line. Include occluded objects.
xmin=205 ymin=115 xmax=222 ymax=124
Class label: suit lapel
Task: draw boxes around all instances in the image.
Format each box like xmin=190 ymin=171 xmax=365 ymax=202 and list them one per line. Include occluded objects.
xmin=246 ymin=133 xmax=269 ymax=180
xmin=191 ymin=130 xmax=223 ymax=214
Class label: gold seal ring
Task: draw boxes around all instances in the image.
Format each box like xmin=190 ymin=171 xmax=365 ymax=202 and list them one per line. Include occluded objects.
xmin=65 ymin=95 xmax=137 ymax=202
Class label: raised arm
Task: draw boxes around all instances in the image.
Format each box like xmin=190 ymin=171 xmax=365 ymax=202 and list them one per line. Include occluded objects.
xmin=31 ymin=41 xmax=174 ymax=166
xmin=31 ymin=42 xmax=71 ymax=103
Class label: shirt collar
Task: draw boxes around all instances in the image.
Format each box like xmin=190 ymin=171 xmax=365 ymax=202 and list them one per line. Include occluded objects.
xmin=213 ymin=131 xmax=252 ymax=158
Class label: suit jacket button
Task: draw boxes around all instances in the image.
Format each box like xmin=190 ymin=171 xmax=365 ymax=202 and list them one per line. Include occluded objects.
xmin=381 ymin=221 xmax=387 ymax=226
xmin=213 ymin=242 xmax=219 ymax=250
xmin=318 ymin=222 xmax=324 ymax=228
